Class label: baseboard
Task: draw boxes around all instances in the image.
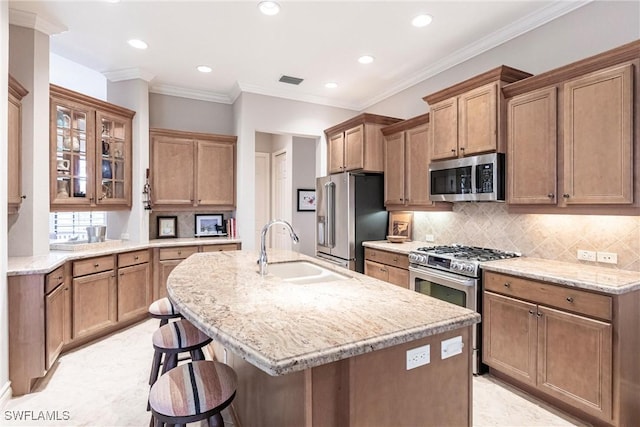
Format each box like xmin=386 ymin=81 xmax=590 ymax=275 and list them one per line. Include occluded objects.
xmin=0 ymin=380 xmax=12 ymax=409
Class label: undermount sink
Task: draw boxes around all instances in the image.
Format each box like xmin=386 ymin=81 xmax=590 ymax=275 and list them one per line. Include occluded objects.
xmin=268 ymin=261 xmax=349 ymax=284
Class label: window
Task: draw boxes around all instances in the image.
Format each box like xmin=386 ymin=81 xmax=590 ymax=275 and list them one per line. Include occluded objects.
xmin=49 ymin=212 xmax=107 ymax=242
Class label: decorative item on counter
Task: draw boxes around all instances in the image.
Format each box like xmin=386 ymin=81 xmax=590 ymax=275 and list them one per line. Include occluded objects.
xmin=142 ymin=168 xmax=152 ymax=210
xmin=195 ymin=213 xmax=226 ymax=237
xmin=387 ymin=235 xmax=407 ymax=243
xmin=388 ymin=211 xmax=413 ymax=241
xmin=297 ymin=189 xmax=316 ymax=211
xmin=157 ymin=216 xmax=178 ymax=238
xmin=226 ymin=218 xmax=237 ymax=238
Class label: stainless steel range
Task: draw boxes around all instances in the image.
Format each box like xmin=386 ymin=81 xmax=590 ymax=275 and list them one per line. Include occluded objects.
xmin=408 ymin=244 xmax=520 ymax=374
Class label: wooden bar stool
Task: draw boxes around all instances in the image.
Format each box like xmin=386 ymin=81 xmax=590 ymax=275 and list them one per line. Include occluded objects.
xmin=148 ymin=318 xmax=213 ymax=387
xmin=148 ymin=297 xmax=182 ymax=327
xmin=149 ymin=360 xmax=237 ymax=427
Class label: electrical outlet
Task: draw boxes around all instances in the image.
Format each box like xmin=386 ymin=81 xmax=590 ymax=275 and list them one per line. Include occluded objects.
xmin=406 ymin=345 xmax=430 ymax=370
xmin=425 ymin=234 xmax=435 ymax=242
xmin=597 ymin=251 xmax=618 ymax=264
xmin=120 ymin=233 xmax=130 ymax=240
xmin=577 ymin=249 xmax=596 ymax=262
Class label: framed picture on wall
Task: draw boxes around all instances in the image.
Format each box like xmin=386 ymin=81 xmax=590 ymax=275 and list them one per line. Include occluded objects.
xmin=297 ymin=189 xmax=316 ymax=211
xmin=157 ymin=216 xmax=178 ymax=238
xmin=194 ymin=214 xmax=225 ymax=237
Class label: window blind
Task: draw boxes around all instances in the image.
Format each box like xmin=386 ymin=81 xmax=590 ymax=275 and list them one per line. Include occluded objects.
xmin=49 ymin=212 xmax=107 ymax=241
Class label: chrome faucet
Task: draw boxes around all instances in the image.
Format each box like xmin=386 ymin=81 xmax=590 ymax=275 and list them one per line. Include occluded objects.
xmin=258 ymin=220 xmax=300 ymax=276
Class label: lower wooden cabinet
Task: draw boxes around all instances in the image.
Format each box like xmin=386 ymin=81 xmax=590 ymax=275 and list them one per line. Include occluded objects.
xmin=117 ymin=262 xmax=151 ymax=322
xmin=481 ymin=271 xmax=639 ymax=426
xmin=44 ymin=266 xmax=71 ymax=370
xmin=364 ymin=248 xmax=409 ymax=288
xmin=72 ymin=270 xmax=118 ymax=340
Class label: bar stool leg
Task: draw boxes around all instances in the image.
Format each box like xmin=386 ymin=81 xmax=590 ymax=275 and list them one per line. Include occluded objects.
xmin=149 ymin=350 xmax=162 ymax=386
xmin=162 ymin=353 xmax=178 ymax=374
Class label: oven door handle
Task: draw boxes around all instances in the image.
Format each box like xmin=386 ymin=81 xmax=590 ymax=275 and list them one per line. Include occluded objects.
xmin=409 ymin=266 xmax=477 ymax=290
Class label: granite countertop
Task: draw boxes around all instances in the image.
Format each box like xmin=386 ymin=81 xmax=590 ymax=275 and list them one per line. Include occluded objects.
xmin=7 ymin=237 xmax=242 ymax=276
xmin=362 ymin=240 xmax=432 ymax=255
xmin=167 ymin=249 xmax=480 ymax=376
xmin=481 ymin=257 xmax=640 ymax=295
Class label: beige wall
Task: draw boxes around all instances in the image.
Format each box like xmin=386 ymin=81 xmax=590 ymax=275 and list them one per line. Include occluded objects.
xmin=149 ymin=92 xmax=234 ymax=135
xmin=413 ymin=205 xmax=640 ymax=271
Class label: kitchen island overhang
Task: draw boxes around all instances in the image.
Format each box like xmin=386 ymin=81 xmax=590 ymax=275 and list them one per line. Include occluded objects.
xmin=167 ymin=249 xmax=480 ymax=426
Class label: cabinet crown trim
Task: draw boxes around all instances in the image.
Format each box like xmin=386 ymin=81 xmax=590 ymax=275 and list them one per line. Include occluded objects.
xmin=150 ymin=127 xmax=237 ymax=143
xmin=422 ymin=65 xmax=532 ymax=105
xmin=381 ymin=113 xmax=430 ymax=136
xmin=503 ymin=40 xmax=640 ymax=98
xmin=50 ymin=84 xmax=136 ymax=118
xmin=324 ymin=113 xmax=402 ymax=136
xmin=9 ymin=74 xmax=29 ymax=99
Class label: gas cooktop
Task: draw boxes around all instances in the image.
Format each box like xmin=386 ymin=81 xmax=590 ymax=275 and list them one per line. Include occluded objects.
xmin=409 ymin=244 xmax=520 ymax=277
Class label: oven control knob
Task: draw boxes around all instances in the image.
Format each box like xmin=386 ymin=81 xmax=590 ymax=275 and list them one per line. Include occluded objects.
xmin=466 ymin=265 xmax=474 ymax=273
xmin=451 ymin=263 xmax=460 ymax=271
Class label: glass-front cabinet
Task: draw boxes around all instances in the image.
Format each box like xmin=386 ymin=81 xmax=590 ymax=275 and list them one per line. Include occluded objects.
xmin=50 ymin=85 xmax=134 ymax=210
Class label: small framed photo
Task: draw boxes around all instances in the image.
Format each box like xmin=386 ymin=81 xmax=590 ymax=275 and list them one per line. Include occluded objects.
xmin=388 ymin=211 xmax=413 ymax=240
xmin=157 ymin=216 xmax=178 ymax=238
xmin=297 ymin=189 xmax=316 ymax=212
xmin=195 ymin=213 xmax=225 ymax=237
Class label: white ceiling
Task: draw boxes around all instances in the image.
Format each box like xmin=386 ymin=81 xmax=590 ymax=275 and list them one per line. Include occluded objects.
xmin=9 ymin=1 xmax=589 ymax=110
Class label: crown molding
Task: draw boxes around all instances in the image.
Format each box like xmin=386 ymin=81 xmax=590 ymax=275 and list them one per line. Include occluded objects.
xmin=359 ymin=0 xmax=593 ymax=109
xmin=9 ymin=8 xmax=67 ymax=35
xmin=149 ymin=84 xmax=234 ymax=104
xmin=236 ymin=81 xmax=360 ymax=111
xmin=103 ymin=68 xmax=155 ymax=83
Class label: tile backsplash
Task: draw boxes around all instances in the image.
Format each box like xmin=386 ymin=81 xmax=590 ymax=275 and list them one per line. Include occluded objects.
xmin=149 ymin=212 xmax=232 ymax=239
xmin=413 ymin=204 xmax=640 ymax=271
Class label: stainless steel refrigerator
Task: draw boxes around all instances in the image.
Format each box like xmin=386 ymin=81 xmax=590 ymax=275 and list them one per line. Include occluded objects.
xmin=316 ymin=173 xmax=388 ymax=273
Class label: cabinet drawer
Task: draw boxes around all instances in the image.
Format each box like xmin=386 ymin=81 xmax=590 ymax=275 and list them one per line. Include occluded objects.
xmin=484 ymin=272 xmax=612 ymax=321
xmin=364 ymin=248 xmax=409 ymax=269
xmin=200 ymin=244 xmax=238 ymax=252
xmin=118 ymin=249 xmax=150 ymax=268
xmin=159 ymin=246 xmax=198 ymax=261
xmin=45 ymin=265 xmax=65 ymax=294
xmin=73 ymin=255 xmax=115 ymax=277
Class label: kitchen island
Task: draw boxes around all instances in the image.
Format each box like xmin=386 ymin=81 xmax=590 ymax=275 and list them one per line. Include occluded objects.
xmin=167 ymin=249 xmax=480 ymax=427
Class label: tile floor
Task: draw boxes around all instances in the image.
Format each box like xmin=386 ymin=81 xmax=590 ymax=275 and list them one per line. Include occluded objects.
xmin=1 ymin=319 xmax=587 ymax=426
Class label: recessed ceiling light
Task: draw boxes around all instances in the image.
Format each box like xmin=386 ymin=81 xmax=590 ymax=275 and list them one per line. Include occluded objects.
xmin=258 ymin=1 xmax=280 ymax=16
xmin=325 ymin=82 xmax=338 ymax=89
xmin=358 ymin=55 xmax=374 ymax=65
xmin=197 ymin=65 xmax=213 ymax=73
xmin=412 ymin=14 xmax=433 ymax=28
xmin=127 ymin=39 xmax=148 ymax=50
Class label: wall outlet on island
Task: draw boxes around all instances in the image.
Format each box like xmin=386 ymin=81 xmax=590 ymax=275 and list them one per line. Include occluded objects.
xmin=577 ymin=249 xmax=596 ymax=262
xmin=406 ymin=344 xmax=430 ymax=370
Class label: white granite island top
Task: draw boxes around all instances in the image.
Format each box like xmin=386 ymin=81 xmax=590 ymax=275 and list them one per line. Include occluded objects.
xmin=481 ymin=257 xmax=640 ymax=295
xmin=167 ymin=249 xmax=480 ymax=376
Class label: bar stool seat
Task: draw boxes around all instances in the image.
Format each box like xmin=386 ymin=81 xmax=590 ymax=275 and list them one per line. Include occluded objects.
xmin=149 ymin=319 xmax=213 ymax=386
xmin=149 ymin=360 xmax=237 ymax=427
xmin=148 ymin=297 xmax=182 ymax=327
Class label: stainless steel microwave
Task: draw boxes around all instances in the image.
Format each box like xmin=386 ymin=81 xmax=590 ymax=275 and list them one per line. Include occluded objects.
xmin=429 ymin=153 xmax=505 ymax=202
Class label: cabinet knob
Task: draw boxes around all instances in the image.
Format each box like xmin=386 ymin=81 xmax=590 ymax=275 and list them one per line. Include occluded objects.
xmin=119 ymin=272 xmax=124 ymax=276
xmin=178 ymin=251 xmax=182 ymax=255
xmin=134 ymin=256 xmax=139 ymax=260
xmin=393 ymin=257 xmax=398 ymax=262
xmin=460 ymin=147 xmax=465 ymax=151
xmin=94 ymin=263 xmax=100 ymax=268
xmin=20 ymin=195 xmax=26 ymax=199
xmin=528 ymin=310 xmax=534 ymax=315
xmin=563 ymin=194 xmax=570 ymax=199
xmin=503 ymin=282 xmax=511 ymax=288
xmin=451 ymin=149 xmax=456 ymax=153
xmin=566 ymin=296 xmax=574 ymax=303
xmin=57 ymin=275 xmax=63 ymax=280
xmin=547 ymin=193 xmax=555 ymax=199
xmin=537 ymin=312 xmax=543 ymax=317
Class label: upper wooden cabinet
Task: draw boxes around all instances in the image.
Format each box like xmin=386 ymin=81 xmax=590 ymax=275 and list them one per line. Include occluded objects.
xmin=150 ymin=128 xmax=237 ymax=211
xmin=50 ymin=85 xmax=135 ymax=211
xmin=324 ymin=113 xmax=401 ymax=174
xmin=423 ymin=66 xmax=532 ymax=161
xmin=381 ymin=113 xmax=451 ymax=211
xmin=8 ymin=75 xmax=28 ymax=214
xmin=504 ymin=40 xmax=639 ymax=213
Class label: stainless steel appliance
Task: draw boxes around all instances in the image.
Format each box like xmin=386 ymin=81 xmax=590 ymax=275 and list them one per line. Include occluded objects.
xmin=316 ymin=173 xmax=388 ymax=273
xmin=409 ymin=244 xmax=519 ymax=374
xmin=429 ymin=153 xmax=505 ymax=202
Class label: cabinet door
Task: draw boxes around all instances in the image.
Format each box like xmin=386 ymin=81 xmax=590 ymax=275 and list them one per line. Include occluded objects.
xmin=72 ymin=271 xmax=117 ymax=339
xmin=158 ymin=260 xmax=182 ymax=299
xmin=8 ymin=94 xmax=22 ymax=211
xmin=387 ymin=265 xmax=409 ymax=289
xmin=117 ymin=263 xmax=151 ymax=322
xmin=196 ymin=140 xmax=235 ymax=207
xmin=344 ymin=125 xmax=364 ymax=171
xmin=45 ymin=284 xmax=69 ymax=369
xmin=537 ymin=306 xmax=612 ymax=420
xmin=364 ymin=260 xmax=388 ymax=282
xmin=328 ymin=132 xmax=345 ymax=174
xmin=384 ymin=132 xmax=405 ymax=205
xmin=483 ymin=291 xmax=537 ymax=386
xmin=151 ymin=135 xmax=195 ymax=205
xmin=459 ymin=82 xmax=498 ymax=156
xmin=96 ymin=111 xmax=132 ymax=207
xmin=50 ymin=97 xmax=95 ymax=207
xmin=563 ymin=63 xmax=633 ymax=205
xmin=430 ymin=98 xmax=458 ymax=160
xmin=507 ymin=87 xmax=558 ymax=204
xmin=405 ymin=124 xmax=432 ymax=206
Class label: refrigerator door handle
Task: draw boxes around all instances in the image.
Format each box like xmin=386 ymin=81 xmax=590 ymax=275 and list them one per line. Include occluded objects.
xmin=325 ymin=181 xmax=336 ymax=248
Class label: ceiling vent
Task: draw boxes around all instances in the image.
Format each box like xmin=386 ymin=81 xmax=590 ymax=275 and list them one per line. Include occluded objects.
xmin=279 ymin=75 xmax=304 ymax=85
